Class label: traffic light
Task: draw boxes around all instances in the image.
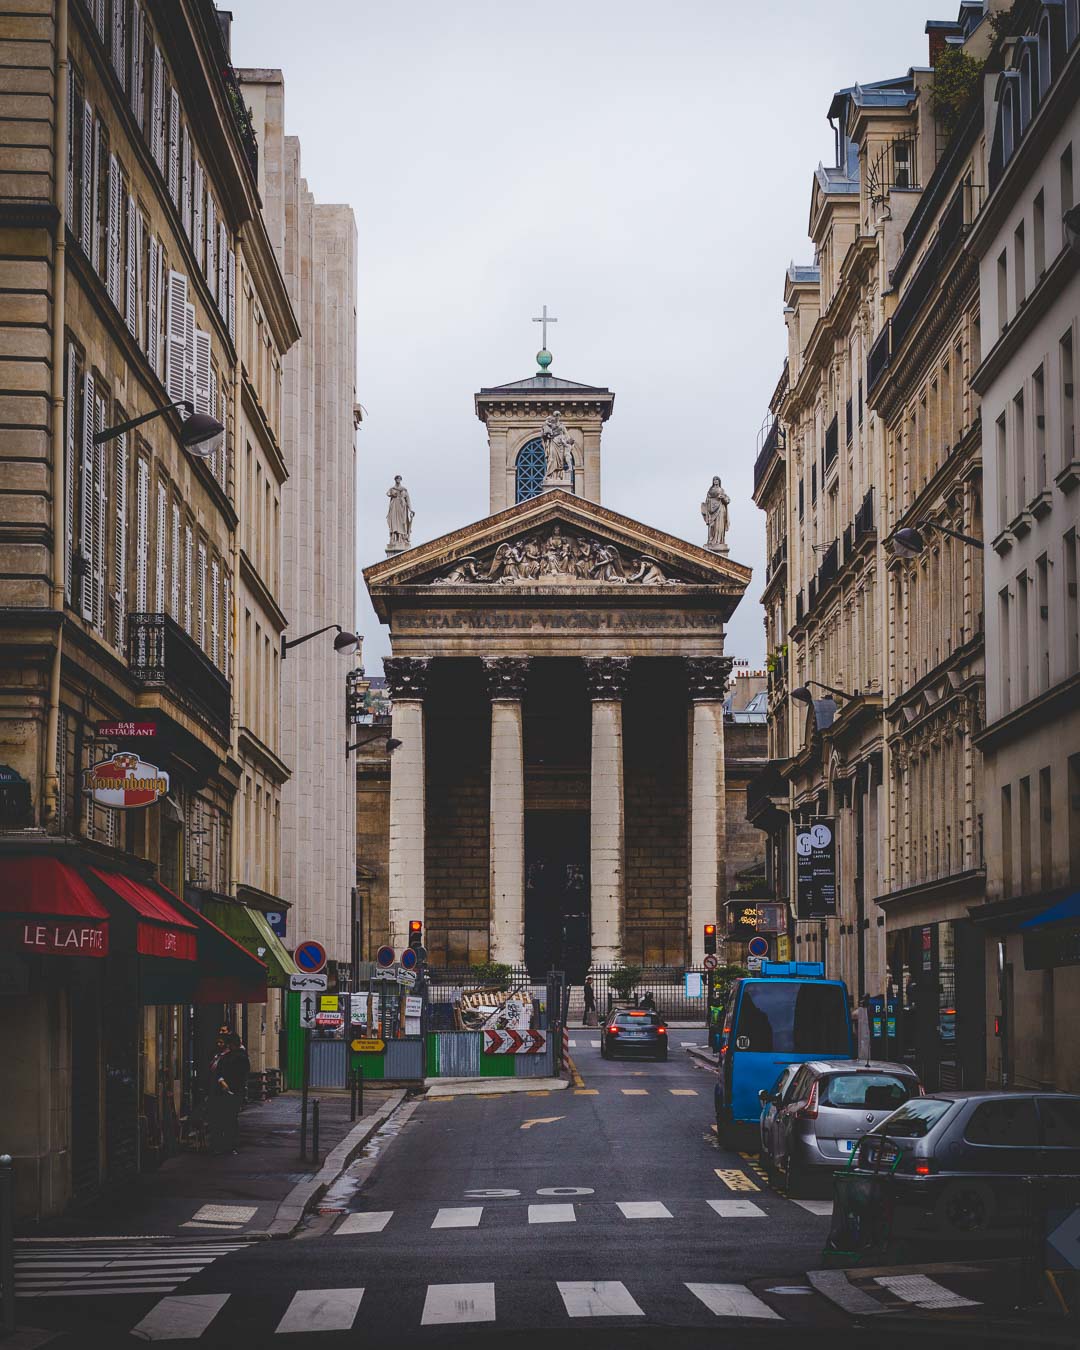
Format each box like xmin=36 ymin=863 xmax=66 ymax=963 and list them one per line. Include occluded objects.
xmin=704 ymin=923 xmax=717 ymax=956
xmin=408 ymin=919 xmax=423 ymax=951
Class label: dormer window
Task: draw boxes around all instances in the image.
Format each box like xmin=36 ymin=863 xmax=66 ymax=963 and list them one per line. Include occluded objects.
xmin=1002 ymin=84 xmax=1016 ymax=164
xmin=1067 ymin=0 xmax=1079 ymax=49
xmin=1038 ymin=14 xmax=1052 ymax=96
xmin=1019 ymin=47 xmax=1035 ymax=130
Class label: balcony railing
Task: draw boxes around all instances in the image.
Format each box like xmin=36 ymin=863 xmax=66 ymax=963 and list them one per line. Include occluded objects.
xmin=866 ymin=134 xmax=919 ymax=206
xmin=795 ymin=590 xmax=804 ymax=624
xmin=824 ymin=414 xmax=839 ymax=470
xmin=867 ymin=321 xmax=891 ymax=392
xmin=127 ymin=612 xmax=231 ymax=741
xmin=754 ymin=416 xmax=782 ymax=492
xmin=766 ymin=538 xmax=787 ymax=583
xmin=855 ymin=487 xmax=875 ymax=540
xmin=816 ymin=539 xmax=839 ymax=593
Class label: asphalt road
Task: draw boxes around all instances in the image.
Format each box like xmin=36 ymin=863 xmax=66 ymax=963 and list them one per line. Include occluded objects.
xmin=13 ymin=1042 xmax=1026 ymax=1348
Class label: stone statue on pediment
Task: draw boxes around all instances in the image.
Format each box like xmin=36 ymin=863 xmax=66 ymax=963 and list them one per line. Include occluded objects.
xmin=702 ymin=476 xmax=730 ymax=554
xmin=386 ymin=476 xmax=414 ymax=555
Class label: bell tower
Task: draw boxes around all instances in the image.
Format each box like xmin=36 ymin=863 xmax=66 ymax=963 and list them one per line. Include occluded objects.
xmin=474 ymin=326 xmax=615 ymax=515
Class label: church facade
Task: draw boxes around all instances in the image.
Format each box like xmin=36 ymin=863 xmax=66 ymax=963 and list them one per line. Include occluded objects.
xmin=360 ymin=363 xmax=755 ymax=976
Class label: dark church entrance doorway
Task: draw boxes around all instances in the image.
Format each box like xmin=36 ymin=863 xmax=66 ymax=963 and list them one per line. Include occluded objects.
xmin=525 ymin=811 xmax=590 ymax=981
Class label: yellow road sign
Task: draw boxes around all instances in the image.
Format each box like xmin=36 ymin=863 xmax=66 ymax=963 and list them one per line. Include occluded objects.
xmin=352 ymin=1037 xmax=385 ymax=1053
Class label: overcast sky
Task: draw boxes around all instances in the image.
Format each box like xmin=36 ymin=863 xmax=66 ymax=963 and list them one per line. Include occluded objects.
xmin=225 ymin=0 xmax=937 ymax=673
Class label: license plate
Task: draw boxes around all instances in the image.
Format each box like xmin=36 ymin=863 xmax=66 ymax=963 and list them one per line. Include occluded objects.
xmin=622 ymin=1031 xmax=646 ymax=1039
xmin=841 ymin=1140 xmax=858 ymax=1153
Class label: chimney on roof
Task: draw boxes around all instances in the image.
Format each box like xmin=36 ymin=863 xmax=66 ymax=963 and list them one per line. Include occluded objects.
xmin=926 ymin=20 xmax=963 ymax=66
xmin=216 ymin=8 xmax=234 ymax=59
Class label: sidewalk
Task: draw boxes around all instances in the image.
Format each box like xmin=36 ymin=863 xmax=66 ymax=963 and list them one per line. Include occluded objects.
xmin=17 ymin=1089 xmax=396 ymax=1241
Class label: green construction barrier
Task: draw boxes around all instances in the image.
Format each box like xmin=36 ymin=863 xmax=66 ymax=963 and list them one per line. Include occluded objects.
xmin=478 ymin=1051 xmax=515 ymax=1077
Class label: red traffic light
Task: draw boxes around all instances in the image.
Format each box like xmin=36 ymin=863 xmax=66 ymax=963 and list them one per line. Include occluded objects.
xmin=703 ymin=923 xmax=717 ymax=956
xmin=408 ymin=919 xmax=423 ymax=951
xmin=409 ymin=920 xmax=422 ymax=934
xmin=704 ymin=924 xmax=716 ymax=936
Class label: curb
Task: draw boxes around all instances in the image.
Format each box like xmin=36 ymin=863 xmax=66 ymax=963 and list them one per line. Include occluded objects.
xmin=683 ymin=1043 xmax=716 ymax=1069
xmin=262 ymin=1089 xmax=407 ymax=1238
xmin=424 ymin=1076 xmax=569 ymax=1097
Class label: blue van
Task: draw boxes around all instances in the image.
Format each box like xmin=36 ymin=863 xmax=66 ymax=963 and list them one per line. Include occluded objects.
xmin=714 ymin=961 xmax=853 ymax=1149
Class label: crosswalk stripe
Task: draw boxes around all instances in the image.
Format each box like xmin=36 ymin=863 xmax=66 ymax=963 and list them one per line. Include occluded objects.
xmin=686 ymin=1283 xmax=781 ymax=1319
xmin=18 ymin=1284 xmax=179 ymax=1298
xmin=669 ymin=1089 xmax=698 ymax=1096
xmin=568 ymin=1040 xmax=577 ymax=1047
xmin=574 ymin=1089 xmax=599 ymax=1095
xmin=590 ymin=1040 xmax=600 ymax=1047
xmin=432 ymin=1207 xmax=483 ymax=1229
xmin=621 ymin=1089 xmax=648 ymax=1095
xmin=707 ymin=1199 xmax=766 ymax=1218
xmin=336 ymin=1211 xmax=393 ymax=1235
xmin=13 ymin=1243 xmax=239 ymax=1298
xmin=132 ymin=1293 xmax=231 ymax=1340
xmin=421 ymin=1282 xmax=496 ymax=1326
xmin=875 ymin=1274 xmax=980 ymax=1309
xmin=275 ymin=1287 xmax=364 ymax=1333
xmin=616 ymin=1201 xmax=671 ymax=1219
xmin=528 ymin=1204 xmax=575 ymax=1224
xmin=808 ymin=1269 xmax=887 ymax=1315
xmin=558 ymin=1280 xmax=644 ymax=1318
xmin=791 ymin=1200 xmax=833 ymax=1216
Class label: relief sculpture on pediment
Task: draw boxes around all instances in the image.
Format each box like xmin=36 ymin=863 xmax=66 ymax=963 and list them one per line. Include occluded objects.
xmin=431 ymin=524 xmax=684 ymax=587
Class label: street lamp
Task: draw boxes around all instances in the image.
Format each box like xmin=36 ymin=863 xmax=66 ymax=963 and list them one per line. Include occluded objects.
xmin=345 ymin=730 xmax=401 ymax=758
xmin=93 ymin=399 xmax=224 ymax=460
xmin=281 ymin=623 xmax=360 ymax=660
xmin=791 ymin=679 xmax=859 ymax=704
xmin=891 ymin=519 xmax=984 ymax=558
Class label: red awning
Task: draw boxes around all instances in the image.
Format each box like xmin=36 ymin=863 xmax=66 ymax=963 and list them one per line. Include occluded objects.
xmin=0 ymin=856 xmax=110 ymax=957
xmin=90 ymin=869 xmax=197 ymax=962
xmin=150 ymin=883 xmax=267 ymax=1004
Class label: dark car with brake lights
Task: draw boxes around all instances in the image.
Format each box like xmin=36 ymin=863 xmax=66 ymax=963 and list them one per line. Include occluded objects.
xmin=600 ymin=1009 xmax=668 ymax=1061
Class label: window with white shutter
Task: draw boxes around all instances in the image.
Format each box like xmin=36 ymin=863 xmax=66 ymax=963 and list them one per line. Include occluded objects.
xmin=183 ymin=523 xmax=193 ymax=631
xmin=155 ymin=480 xmax=166 ymax=612
xmin=181 ymin=126 xmax=192 ymax=238
xmin=194 ymin=330 xmax=211 ymax=415
xmin=65 ymin=68 xmax=76 ymax=233
xmin=227 ymin=249 xmax=236 ymax=343
xmin=150 ymin=46 xmax=164 ymax=169
xmin=167 ymin=89 xmax=179 ymax=203
xmin=170 ymin=500 xmax=180 ymax=619
xmin=91 ymin=120 xmax=105 ymax=274
xmin=192 ymin=160 xmax=203 ymax=271
xmin=217 ymin=222 xmax=227 ymax=316
xmin=222 ymin=572 xmax=231 ymax=681
xmin=135 ymin=455 xmax=148 ymax=611
xmin=79 ymin=371 xmax=95 ymax=621
xmin=197 ymin=542 xmax=207 ymax=649
xmin=93 ymin=0 xmax=105 ymax=38
xmin=205 ymin=195 xmax=216 ymax=297
xmin=64 ymin=344 xmax=78 ymax=602
xmin=146 ymin=235 xmax=160 ymax=375
xmin=164 ymin=269 xmax=188 ymax=407
xmin=80 ymin=100 xmax=93 ymax=256
xmin=105 ymin=155 xmax=121 ymax=306
xmin=210 ymin=558 xmax=220 ymax=666
xmin=110 ymin=0 xmax=125 ymax=88
xmin=183 ymin=301 xmax=196 ymax=412
xmin=124 ymin=193 xmax=137 ymax=336
xmin=91 ymin=393 xmax=108 ymax=634
xmin=129 ymin=4 xmax=143 ymax=125
xmin=111 ymin=430 xmax=127 ymax=648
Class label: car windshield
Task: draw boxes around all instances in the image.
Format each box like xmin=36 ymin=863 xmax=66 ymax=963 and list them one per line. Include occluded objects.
xmin=613 ymin=1012 xmax=661 ymax=1027
xmin=872 ymin=1098 xmax=954 ymax=1138
xmin=734 ymin=981 xmax=850 ymax=1054
xmin=820 ymin=1072 xmax=914 ymax=1109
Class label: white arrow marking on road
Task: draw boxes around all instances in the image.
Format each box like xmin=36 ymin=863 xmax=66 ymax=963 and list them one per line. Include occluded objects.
xmin=520 ymin=1116 xmax=564 ymax=1131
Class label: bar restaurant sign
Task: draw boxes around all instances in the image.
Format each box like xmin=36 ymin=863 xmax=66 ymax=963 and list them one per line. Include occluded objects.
xmin=796 ymin=819 xmax=838 ymax=919
xmin=84 ymin=752 xmax=169 ymax=809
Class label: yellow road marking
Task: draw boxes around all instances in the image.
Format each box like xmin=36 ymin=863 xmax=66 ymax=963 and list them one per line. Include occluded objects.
xmin=574 ymin=1089 xmax=599 ymax=1095
xmin=471 ymin=1093 xmax=506 ymax=1099
xmin=520 ymin=1116 xmax=565 ymax=1131
xmin=715 ymin=1167 xmax=760 ymax=1192
xmin=527 ymin=1091 xmax=551 ymax=1097
xmin=670 ymin=1089 xmax=698 ymax=1096
xmin=621 ymin=1089 xmax=649 ymax=1096
xmin=568 ymin=1056 xmax=585 ymax=1089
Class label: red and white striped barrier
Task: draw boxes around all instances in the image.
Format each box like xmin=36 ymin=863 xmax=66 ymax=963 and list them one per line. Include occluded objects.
xmin=483 ymin=1029 xmax=546 ymax=1055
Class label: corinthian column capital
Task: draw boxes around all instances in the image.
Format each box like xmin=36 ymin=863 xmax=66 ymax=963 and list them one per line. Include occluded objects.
xmin=583 ymin=656 xmax=632 ymax=701
xmin=383 ymin=656 xmax=431 ymax=700
xmin=482 ymin=656 xmax=530 ymax=701
xmin=685 ymin=656 xmax=734 ymax=702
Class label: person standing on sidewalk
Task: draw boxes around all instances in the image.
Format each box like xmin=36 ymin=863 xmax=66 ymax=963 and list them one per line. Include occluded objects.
xmin=583 ymin=977 xmax=597 ymax=1027
xmin=208 ymin=1033 xmax=250 ymax=1155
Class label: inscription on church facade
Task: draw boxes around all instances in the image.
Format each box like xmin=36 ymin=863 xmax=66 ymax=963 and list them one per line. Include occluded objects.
xmin=395 ymin=609 xmax=724 ymax=632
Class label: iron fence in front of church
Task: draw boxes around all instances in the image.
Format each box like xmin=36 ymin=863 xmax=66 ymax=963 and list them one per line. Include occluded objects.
xmin=584 ymin=965 xmax=708 ymax=1023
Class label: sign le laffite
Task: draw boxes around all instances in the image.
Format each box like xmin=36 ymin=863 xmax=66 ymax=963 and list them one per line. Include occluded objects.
xmin=84 ymin=752 xmax=169 ymax=809
xmin=4 ymin=919 xmax=108 ymax=957
xmin=795 ymin=819 xmax=837 ymax=919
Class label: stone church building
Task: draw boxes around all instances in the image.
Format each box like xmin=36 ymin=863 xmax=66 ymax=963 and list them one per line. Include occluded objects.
xmin=359 ymin=360 xmax=759 ymax=977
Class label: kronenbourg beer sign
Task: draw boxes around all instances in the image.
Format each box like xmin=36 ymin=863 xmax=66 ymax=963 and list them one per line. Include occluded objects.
xmin=84 ymin=752 xmax=169 ymax=809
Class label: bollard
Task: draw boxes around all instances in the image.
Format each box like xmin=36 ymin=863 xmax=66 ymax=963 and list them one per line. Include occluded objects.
xmin=349 ymin=1068 xmax=357 ymax=1122
xmin=311 ymin=1099 xmax=320 ymax=1167
xmin=1 ymin=1153 xmax=14 ymax=1336
xmin=357 ymin=1061 xmax=363 ymax=1117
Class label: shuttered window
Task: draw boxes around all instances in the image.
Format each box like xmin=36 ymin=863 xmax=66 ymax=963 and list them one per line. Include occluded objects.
xmin=205 ymin=195 xmax=216 ymax=298
xmin=222 ymin=572 xmax=231 ymax=681
xmin=154 ymin=479 xmax=167 ymax=612
xmin=210 ymin=557 xmax=220 ymax=666
xmin=164 ymin=269 xmax=187 ymax=407
xmin=64 ymin=344 xmax=78 ymax=603
xmin=91 ymin=392 xmax=108 ymax=634
xmin=129 ymin=4 xmax=143 ymax=126
xmin=105 ymin=154 xmax=121 ymax=306
xmin=194 ymin=329 xmax=211 ymax=415
xmin=110 ymin=0 xmax=125 ymax=88
xmin=80 ymin=99 xmax=93 ymax=256
xmin=183 ymin=524 xmax=193 ymax=631
xmin=111 ymin=430 xmax=127 ymax=648
xmin=135 ymin=455 xmax=149 ymax=611
xmin=181 ymin=125 xmax=192 ymax=238
xmin=192 ymin=161 xmax=203 ymax=271
xmin=227 ymin=249 xmax=236 ymax=343
xmin=124 ymin=194 xmax=138 ymax=337
xmin=196 ymin=542 xmax=207 ymax=649
xmin=150 ymin=46 xmax=164 ymax=169
xmin=170 ymin=501 xmax=181 ymax=619
xmin=78 ymin=371 xmax=95 ymax=621
xmin=65 ymin=67 xmax=76 ymax=233
xmin=167 ymin=89 xmax=180 ymax=203
xmin=146 ymin=235 xmax=161 ymax=376
xmin=217 ymin=222 xmax=227 ymax=318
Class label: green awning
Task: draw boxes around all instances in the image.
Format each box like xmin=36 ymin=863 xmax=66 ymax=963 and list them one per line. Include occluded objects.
xmin=202 ymin=899 xmax=297 ymax=988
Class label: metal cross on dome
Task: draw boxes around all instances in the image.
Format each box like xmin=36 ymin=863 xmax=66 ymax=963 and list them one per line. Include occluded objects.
xmin=532 ymin=304 xmax=558 ymax=349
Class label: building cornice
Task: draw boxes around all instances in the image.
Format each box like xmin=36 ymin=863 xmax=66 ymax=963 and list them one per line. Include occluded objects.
xmin=974 ymin=671 xmax=1080 ymax=753
xmin=873 ymin=866 xmax=986 ymax=912
xmin=237 ymin=725 xmax=291 ymax=785
xmin=969 ymin=244 xmax=1080 ymax=395
xmin=240 ymin=549 xmax=287 ymax=633
xmin=240 ymin=375 xmax=289 ymax=485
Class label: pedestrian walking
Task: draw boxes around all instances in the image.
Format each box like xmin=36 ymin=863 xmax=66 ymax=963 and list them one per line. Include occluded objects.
xmin=641 ymin=990 xmax=656 ymax=1012
xmin=207 ymin=1032 xmax=250 ymax=1155
xmin=582 ymin=976 xmax=597 ymax=1027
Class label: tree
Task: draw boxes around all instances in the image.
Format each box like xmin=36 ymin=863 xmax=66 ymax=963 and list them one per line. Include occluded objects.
xmin=929 ymin=46 xmax=985 ymax=135
xmin=608 ymin=965 xmax=643 ymax=1002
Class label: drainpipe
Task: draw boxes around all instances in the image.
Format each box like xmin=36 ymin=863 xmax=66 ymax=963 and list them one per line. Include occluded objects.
xmin=42 ymin=0 xmax=70 ymax=832
xmin=228 ymin=231 xmax=243 ymax=902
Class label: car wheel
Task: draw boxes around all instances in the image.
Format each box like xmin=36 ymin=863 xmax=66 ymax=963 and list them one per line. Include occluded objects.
xmin=935 ymin=1180 xmax=996 ymax=1235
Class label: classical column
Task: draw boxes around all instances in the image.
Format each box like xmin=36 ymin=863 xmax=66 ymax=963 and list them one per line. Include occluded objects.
xmin=384 ymin=657 xmax=430 ymax=951
xmin=584 ymin=657 xmax=631 ymax=964
xmin=686 ymin=656 xmax=733 ymax=964
xmin=483 ymin=657 xmax=529 ymax=965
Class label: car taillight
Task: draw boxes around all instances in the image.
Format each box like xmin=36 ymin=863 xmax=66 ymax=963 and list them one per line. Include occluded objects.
xmin=795 ymin=1081 xmax=819 ymax=1120
xmin=914 ymin=1162 xmax=932 ymax=1175
xmin=657 ymin=1027 xmax=666 ymax=1035
xmin=608 ymin=1026 xmax=619 ymax=1035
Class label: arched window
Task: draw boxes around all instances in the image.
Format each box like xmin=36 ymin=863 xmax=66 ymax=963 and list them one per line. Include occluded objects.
xmin=515 ymin=436 xmax=575 ymax=502
xmin=1002 ymin=85 xmax=1016 ymax=164
xmin=1038 ymin=16 xmax=1052 ymax=96
xmin=1019 ymin=49 xmax=1034 ymax=129
xmin=1067 ymin=0 xmax=1079 ymax=50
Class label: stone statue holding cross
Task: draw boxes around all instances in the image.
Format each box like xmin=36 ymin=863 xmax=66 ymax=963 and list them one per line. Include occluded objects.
xmin=541 ymin=413 xmax=576 ymax=481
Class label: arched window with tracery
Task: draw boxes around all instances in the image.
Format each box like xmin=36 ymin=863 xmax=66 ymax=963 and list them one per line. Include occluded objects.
xmin=515 ymin=437 xmax=575 ymax=502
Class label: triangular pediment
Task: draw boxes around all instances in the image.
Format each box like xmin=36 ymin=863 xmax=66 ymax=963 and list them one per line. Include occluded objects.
xmin=364 ymin=491 xmax=751 ymax=619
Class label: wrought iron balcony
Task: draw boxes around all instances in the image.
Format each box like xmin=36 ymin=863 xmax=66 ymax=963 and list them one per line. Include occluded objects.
xmin=754 ymin=416 xmax=782 ymax=493
xmin=867 ymin=321 xmax=891 ymax=392
xmin=824 ymin=414 xmax=839 ymax=470
xmin=816 ymin=539 xmax=839 ymax=593
xmin=127 ymin=612 xmax=230 ymax=741
xmin=855 ymin=487 xmax=875 ymax=540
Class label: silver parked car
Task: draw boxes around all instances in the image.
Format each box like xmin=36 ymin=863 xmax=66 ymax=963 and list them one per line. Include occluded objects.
xmin=757 ymin=1063 xmax=800 ymax=1167
xmin=764 ymin=1059 xmax=922 ymax=1195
